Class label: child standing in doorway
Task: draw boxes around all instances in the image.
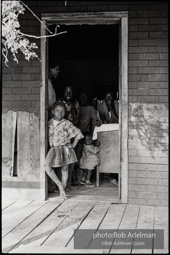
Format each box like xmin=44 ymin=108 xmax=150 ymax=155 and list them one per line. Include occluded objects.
xmin=44 ymin=101 xmax=83 ymax=199
xmin=79 ymin=133 xmax=100 ymax=187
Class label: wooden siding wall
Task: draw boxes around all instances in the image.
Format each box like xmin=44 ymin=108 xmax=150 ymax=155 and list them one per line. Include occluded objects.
xmin=2 ymin=111 xmax=40 ymax=200
xmin=2 ymin=1 xmax=168 ymax=205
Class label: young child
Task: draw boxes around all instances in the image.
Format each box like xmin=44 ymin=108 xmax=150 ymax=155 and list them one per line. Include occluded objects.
xmin=75 ymin=91 xmax=101 ymax=184
xmin=44 ymin=101 xmax=83 ymax=199
xmin=79 ymin=133 xmax=100 ymax=187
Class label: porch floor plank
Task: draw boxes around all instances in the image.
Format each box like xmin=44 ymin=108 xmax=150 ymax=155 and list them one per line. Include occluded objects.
xmin=66 ymin=202 xmax=111 ymax=250
xmin=110 ymin=205 xmax=140 ymax=254
xmin=2 ymin=200 xmax=34 ymax=237
xmin=87 ymin=204 xmax=126 ymax=252
xmin=2 ymin=200 xmax=168 ymax=254
xmin=2 ymin=200 xmax=63 ymax=253
xmin=2 ymin=200 xmax=16 ymax=211
xmin=2 ymin=200 xmax=32 ymax=215
xmin=12 ymin=200 xmax=79 ymax=248
xmin=153 ymin=206 xmax=168 ymax=254
xmin=9 ymin=245 xmax=104 ymax=253
xmin=131 ymin=205 xmax=155 ymax=254
xmin=68 ymin=195 xmax=119 ymax=203
xmin=42 ymin=201 xmax=96 ymax=247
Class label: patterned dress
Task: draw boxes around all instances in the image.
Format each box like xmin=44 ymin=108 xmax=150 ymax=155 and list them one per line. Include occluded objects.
xmin=79 ymin=144 xmax=100 ymax=171
xmin=45 ymin=118 xmax=83 ymax=167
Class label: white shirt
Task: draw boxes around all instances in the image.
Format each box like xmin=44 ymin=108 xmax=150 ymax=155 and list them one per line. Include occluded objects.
xmin=48 ymin=79 xmax=56 ymax=110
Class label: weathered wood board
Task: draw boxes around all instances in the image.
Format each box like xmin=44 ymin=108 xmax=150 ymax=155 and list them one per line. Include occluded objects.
xmin=2 ymin=202 xmax=167 ymax=254
xmin=17 ymin=111 xmax=40 ymax=181
xmin=9 ymin=245 xmax=104 ymax=254
xmin=2 ymin=200 xmax=63 ymax=253
xmin=2 ymin=200 xmax=46 ymax=238
xmin=43 ymin=201 xmax=96 ymax=247
xmin=67 ymin=202 xmax=110 ymax=250
xmin=98 ymin=130 xmax=120 ymax=174
xmin=13 ymin=200 xmax=79 ymax=248
xmin=131 ymin=206 xmax=155 ymax=254
xmin=110 ymin=205 xmax=140 ymax=253
xmin=2 ymin=111 xmax=17 ymax=178
xmin=88 ymin=204 xmax=126 ymax=251
xmin=2 ymin=200 xmax=16 ymax=211
xmin=2 ymin=111 xmax=40 ymax=182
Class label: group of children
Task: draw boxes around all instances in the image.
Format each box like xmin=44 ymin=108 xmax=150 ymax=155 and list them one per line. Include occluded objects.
xmin=46 ymin=61 xmax=119 ymax=200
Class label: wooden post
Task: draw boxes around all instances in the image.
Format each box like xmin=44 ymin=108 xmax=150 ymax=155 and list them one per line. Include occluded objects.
xmin=120 ymin=17 xmax=128 ymax=203
xmin=40 ymin=20 xmax=48 ymax=200
xmin=96 ymin=166 xmax=99 ymax=187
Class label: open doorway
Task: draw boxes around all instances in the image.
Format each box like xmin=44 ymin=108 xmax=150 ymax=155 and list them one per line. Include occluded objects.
xmin=48 ymin=24 xmax=120 ymax=201
xmin=40 ymin=12 xmax=128 ymax=203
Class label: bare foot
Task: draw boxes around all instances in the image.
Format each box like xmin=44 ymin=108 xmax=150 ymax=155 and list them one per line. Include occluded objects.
xmin=59 ymin=192 xmax=69 ymax=200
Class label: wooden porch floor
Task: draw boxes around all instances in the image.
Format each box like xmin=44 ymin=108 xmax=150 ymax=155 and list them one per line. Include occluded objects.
xmin=2 ymin=198 xmax=168 ymax=254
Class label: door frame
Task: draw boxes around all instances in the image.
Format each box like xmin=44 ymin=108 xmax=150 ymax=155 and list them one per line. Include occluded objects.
xmin=40 ymin=12 xmax=128 ymax=203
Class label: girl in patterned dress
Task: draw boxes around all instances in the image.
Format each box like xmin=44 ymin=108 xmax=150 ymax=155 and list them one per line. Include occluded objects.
xmin=44 ymin=102 xmax=83 ymax=200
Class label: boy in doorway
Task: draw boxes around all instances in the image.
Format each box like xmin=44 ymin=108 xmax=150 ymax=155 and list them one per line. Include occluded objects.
xmin=75 ymin=90 xmax=102 ymax=183
xmin=97 ymin=90 xmax=118 ymax=124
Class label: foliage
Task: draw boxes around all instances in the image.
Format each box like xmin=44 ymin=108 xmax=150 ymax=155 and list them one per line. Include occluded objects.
xmin=2 ymin=1 xmax=39 ymax=66
xmin=2 ymin=1 xmax=67 ymax=67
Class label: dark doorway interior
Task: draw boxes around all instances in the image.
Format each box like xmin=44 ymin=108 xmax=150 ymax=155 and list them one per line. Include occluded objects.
xmin=49 ymin=24 xmax=119 ymax=102
xmin=48 ymin=24 xmax=119 ymax=200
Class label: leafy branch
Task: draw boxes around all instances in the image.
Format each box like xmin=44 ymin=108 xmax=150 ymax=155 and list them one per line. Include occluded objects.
xmin=2 ymin=1 xmax=67 ymax=67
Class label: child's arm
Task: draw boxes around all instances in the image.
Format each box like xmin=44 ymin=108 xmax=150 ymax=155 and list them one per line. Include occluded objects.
xmin=86 ymin=145 xmax=100 ymax=154
xmin=67 ymin=121 xmax=84 ymax=149
xmin=91 ymin=109 xmax=102 ymax=133
xmin=48 ymin=121 xmax=53 ymax=147
xmin=68 ymin=134 xmax=80 ymax=149
xmin=93 ymin=139 xmax=101 ymax=147
xmin=90 ymin=109 xmax=102 ymax=136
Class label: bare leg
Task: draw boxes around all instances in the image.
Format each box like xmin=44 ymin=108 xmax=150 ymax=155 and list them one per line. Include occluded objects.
xmin=77 ymin=166 xmax=85 ymax=182
xmin=67 ymin=163 xmax=74 ymax=187
xmin=44 ymin=148 xmax=66 ymax=199
xmin=86 ymin=170 xmax=92 ymax=182
xmin=45 ymin=165 xmax=66 ymax=198
xmin=61 ymin=165 xmax=69 ymax=189
xmin=66 ymin=163 xmax=77 ymax=190
xmin=82 ymin=170 xmax=87 ymax=180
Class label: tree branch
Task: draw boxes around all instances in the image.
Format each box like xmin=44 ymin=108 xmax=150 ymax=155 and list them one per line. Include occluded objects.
xmin=19 ymin=31 xmax=67 ymax=39
xmin=19 ymin=0 xmax=53 ymax=34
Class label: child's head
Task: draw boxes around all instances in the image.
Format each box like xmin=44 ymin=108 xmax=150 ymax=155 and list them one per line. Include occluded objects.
xmin=49 ymin=60 xmax=60 ymax=79
xmin=105 ymin=91 xmax=113 ymax=102
xmin=79 ymin=90 xmax=89 ymax=106
xmin=63 ymin=86 xmax=73 ymax=102
xmin=84 ymin=133 xmax=93 ymax=145
xmin=52 ymin=101 xmax=66 ymax=120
